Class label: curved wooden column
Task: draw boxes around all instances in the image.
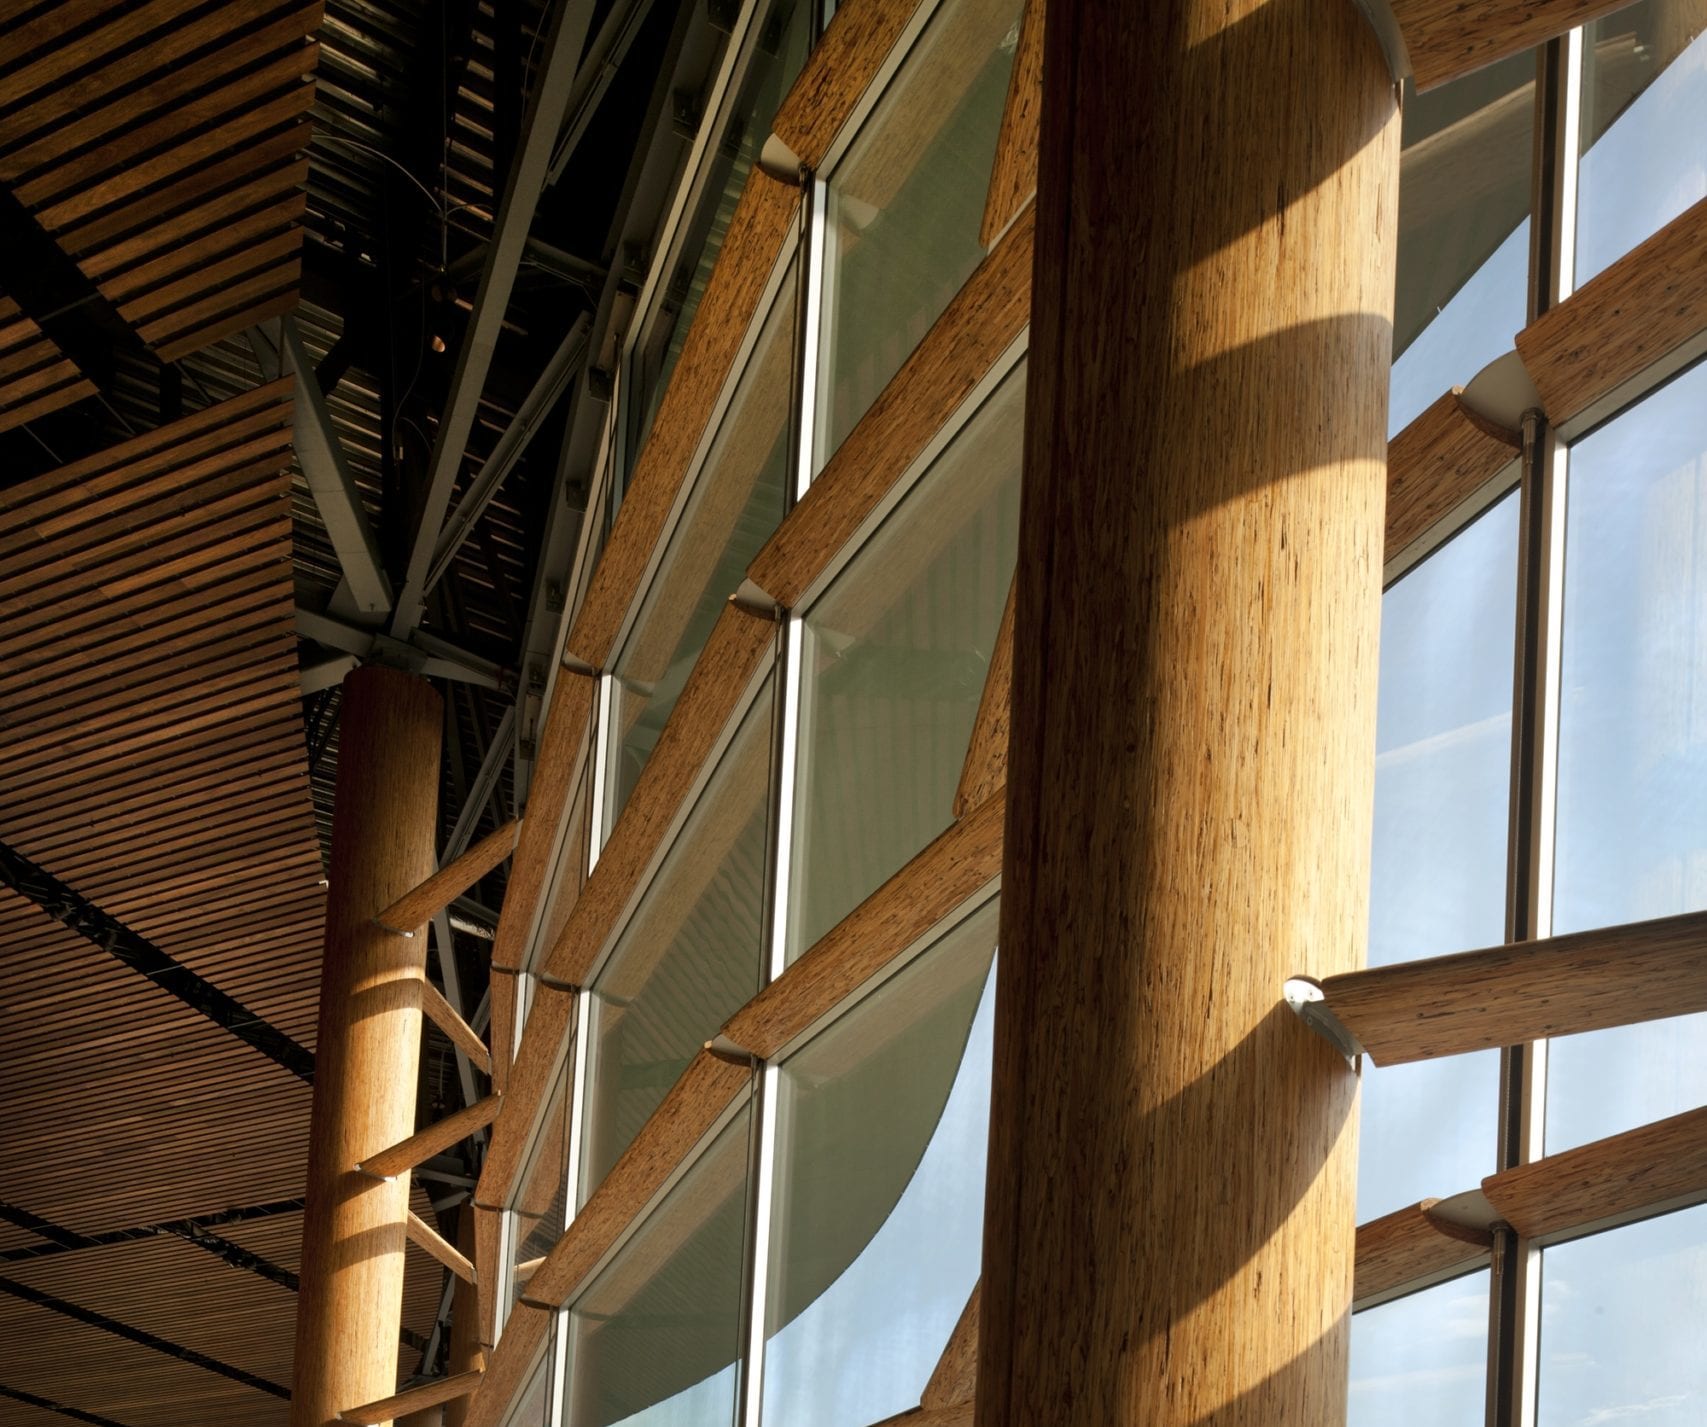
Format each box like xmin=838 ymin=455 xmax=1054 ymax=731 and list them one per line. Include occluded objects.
xmin=291 ymin=665 xmax=442 ymax=1427
xmin=976 ymin=1 xmax=1399 ymax=1423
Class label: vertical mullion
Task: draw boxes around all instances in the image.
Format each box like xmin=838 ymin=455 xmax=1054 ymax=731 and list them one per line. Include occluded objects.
xmin=1490 ymin=35 xmax=1580 ymax=1427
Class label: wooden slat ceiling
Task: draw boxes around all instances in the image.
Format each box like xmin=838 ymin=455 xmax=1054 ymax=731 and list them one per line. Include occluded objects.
xmin=0 ymin=0 xmax=319 ymax=364
xmin=0 ymin=295 xmax=95 ymax=433
xmin=0 ymin=386 xmax=335 ymax=1427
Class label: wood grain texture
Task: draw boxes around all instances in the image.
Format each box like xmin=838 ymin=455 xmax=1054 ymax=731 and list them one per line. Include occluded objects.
xmin=378 ymin=820 xmax=519 ymax=933
xmin=406 ymin=1210 xmax=475 ymax=1285
xmin=474 ymin=982 xmax=576 ymax=1210
xmin=772 ymin=0 xmax=925 ymax=167
xmin=747 ymin=203 xmax=1034 ymax=606
xmin=567 ymin=174 xmax=799 ymax=668
xmin=517 ymin=1050 xmax=751 ymax=1310
xmin=1384 ymin=389 xmax=1520 ymax=563
xmin=340 ymin=1368 xmax=482 ymax=1424
xmin=980 ymin=0 xmax=1044 ymax=245
xmin=952 ymin=579 xmax=1015 ymax=818
xmin=1317 ymin=908 xmax=1707 ymax=1066
xmin=1393 ymin=0 xmax=1639 ymax=90
xmin=420 ymin=979 xmax=493 ymax=1076
xmin=473 ymin=1205 xmax=501 ymax=1350
xmin=492 ymin=672 xmax=595 ymax=973
xmin=459 ymin=1301 xmax=549 ymax=1427
xmin=291 ymin=668 xmax=441 ymax=1427
xmin=444 ymin=1208 xmax=485 ymax=1427
xmin=1483 ymin=1104 xmax=1707 ymax=1240
xmin=1352 ymin=1201 xmax=1490 ymax=1305
xmin=723 ymin=792 xmax=1005 ymax=1058
xmin=977 ymin=1 xmax=1397 ymax=1423
xmin=545 ymin=603 xmax=776 ymax=986
xmin=489 ymin=969 xmax=517 ymax=1095
xmin=1516 ymin=194 xmax=1707 ymax=424
xmin=921 ymin=1282 xmax=981 ymax=1407
xmin=359 ymin=1094 xmax=502 ymax=1180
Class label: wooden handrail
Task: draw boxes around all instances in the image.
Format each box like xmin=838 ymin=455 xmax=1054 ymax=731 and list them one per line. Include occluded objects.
xmin=376 ymin=818 xmax=519 ymax=934
xmin=357 ymin=1093 xmax=501 ymax=1179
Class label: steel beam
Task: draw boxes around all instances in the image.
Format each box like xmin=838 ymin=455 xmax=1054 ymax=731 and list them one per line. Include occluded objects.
xmin=389 ymin=0 xmax=600 ymax=640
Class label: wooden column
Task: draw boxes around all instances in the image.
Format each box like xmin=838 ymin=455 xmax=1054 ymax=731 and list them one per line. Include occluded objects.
xmin=976 ymin=1 xmax=1399 ymax=1424
xmin=291 ymin=666 xmax=442 ymax=1427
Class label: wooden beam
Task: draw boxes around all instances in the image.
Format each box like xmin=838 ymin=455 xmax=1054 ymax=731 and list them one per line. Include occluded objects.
xmin=544 ymin=602 xmax=776 ymax=987
xmin=1391 ymin=0 xmax=1640 ymax=91
xmin=1312 ymin=909 xmax=1707 ymax=1066
xmin=1385 ymin=389 xmax=1519 ymax=565
xmin=772 ymin=0 xmax=925 ymax=169
xmin=979 ymin=0 xmax=1043 ymax=246
xmin=419 ymin=978 xmax=492 ymax=1076
xmin=357 ymin=1094 xmax=502 ymax=1180
xmin=1516 ymin=194 xmax=1707 ymax=427
xmin=516 ymin=1050 xmax=750 ymax=1309
xmin=1353 ymin=1200 xmax=1490 ymax=1306
xmin=405 ymin=1209 xmax=475 ymax=1285
xmin=473 ymin=1204 xmax=500 ymax=1351
xmin=488 ymin=968 xmax=517 ymax=1094
xmin=747 ymin=203 xmax=1034 ymax=608
xmin=490 ymin=670 xmax=594 ymax=973
xmin=339 ymin=1369 xmax=483 ymax=1425
xmin=567 ymin=176 xmax=800 ymax=668
xmin=723 ymin=791 xmax=1005 ymax=1059
xmin=1482 ymin=1104 xmax=1707 ymax=1241
xmin=460 ymin=1301 xmax=549 ymax=1427
xmin=952 ymin=580 xmax=1014 ymax=819
xmin=377 ymin=819 xmax=519 ymax=934
xmin=921 ymin=1281 xmax=980 ymax=1408
xmin=475 ymin=981 xmax=576 ymax=1209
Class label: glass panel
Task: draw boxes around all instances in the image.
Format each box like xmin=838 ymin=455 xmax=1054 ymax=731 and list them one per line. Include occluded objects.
xmin=1577 ymin=0 xmax=1707 ymax=286
xmin=607 ymin=266 xmax=797 ymax=830
xmin=1538 ymin=1205 xmax=1707 ymax=1426
xmin=1360 ymin=495 xmax=1517 ymax=1220
xmin=814 ymin=0 xmax=1021 ymax=463
xmin=509 ymin=1350 xmax=554 ymax=1427
xmin=1390 ymin=54 xmax=1534 ymax=434
xmin=1550 ymin=360 xmax=1707 ymax=1151
xmin=761 ymin=899 xmax=997 ymax=1427
xmin=582 ymin=678 xmax=774 ymax=1197
xmin=626 ymin=0 xmax=813 ymax=460
xmin=1348 ymin=1271 xmax=1489 ymax=1426
xmin=511 ymin=1054 xmax=573 ymax=1304
xmin=788 ymin=362 xmax=1022 ymax=960
xmin=562 ymin=1108 xmax=753 ymax=1427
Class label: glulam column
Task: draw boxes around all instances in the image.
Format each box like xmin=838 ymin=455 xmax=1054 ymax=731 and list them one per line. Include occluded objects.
xmin=976 ymin=1 xmax=1399 ymax=1423
xmin=291 ymin=666 xmax=442 ymax=1427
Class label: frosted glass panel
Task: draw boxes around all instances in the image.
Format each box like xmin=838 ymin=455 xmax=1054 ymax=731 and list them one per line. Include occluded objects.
xmin=761 ymin=900 xmax=996 ymax=1427
xmin=815 ymin=0 xmax=1020 ymax=462
xmin=563 ymin=1110 xmax=752 ymax=1427
xmin=583 ymin=680 xmax=773 ymax=1197
xmin=788 ymin=364 xmax=1022 ymax=959
xmin=608 ymin=270 xmax=796 ymax=830
xmin=1390 ymin=54 xmax=1533 ymax=434
xmin=1577 ymin=1 xmax=1707 ymax=284
xmin=1348 ymin=1271 xmax=1489 ymax=1426
xmin=1550 ymin=360 xmax=1707 ymax=1152
xmin=1538 ymin=1206 xmax=1707 ymax=1427
xmin=1360 ymin=495 xmax=1516 ymax=1219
